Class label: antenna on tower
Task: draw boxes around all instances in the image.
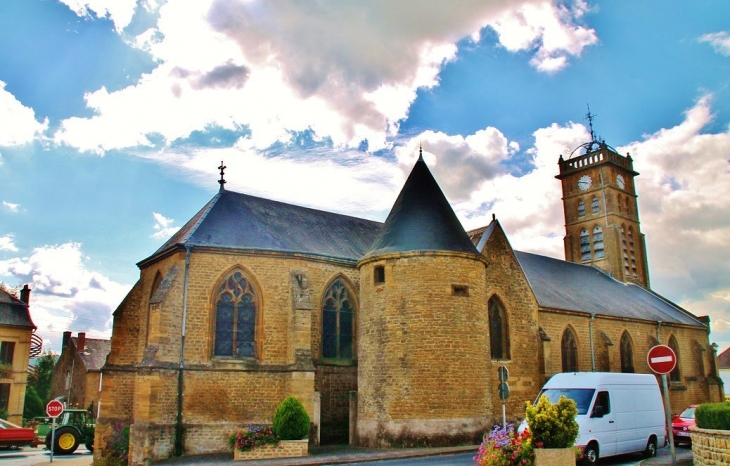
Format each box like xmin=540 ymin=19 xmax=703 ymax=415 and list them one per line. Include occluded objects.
xmin=585 ymin=104 xmax=597 ymax=148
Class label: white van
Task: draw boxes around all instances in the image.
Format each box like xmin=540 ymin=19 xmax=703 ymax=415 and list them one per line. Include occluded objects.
xmin=528 ymin=372 xmax=666 ymax=465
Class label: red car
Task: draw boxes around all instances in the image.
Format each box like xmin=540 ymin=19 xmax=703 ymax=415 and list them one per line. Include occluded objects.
xmin=671 ymin=405 xmax=697 ymax=445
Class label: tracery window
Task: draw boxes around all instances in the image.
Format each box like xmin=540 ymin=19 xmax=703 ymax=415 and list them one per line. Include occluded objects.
xmin=592 ymin=226 xmax=605 ymax=259
xmin=668 ymin=336 xmax=681 ymax=382
xmin=489 ymin=297 xmax=510 ymax=360
xmin=322 ymin=278 xmax=355 ymax=360
xmin=578 ymin=199 xmax=585 ymax=217
xmin=580 ymin=229 xmax=591 ymax=261
xmin=214 ymin=271 xmax=257 ymax=358
xmin=620 ymin=331 xmax=634 ymax=373
xmin=592 ymin=195 xmax=600 ymax=213
xmin=561 ymin=327 xmax=578 ymax=372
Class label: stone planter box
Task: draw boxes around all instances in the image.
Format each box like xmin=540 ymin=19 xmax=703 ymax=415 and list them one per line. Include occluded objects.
xmin=233 ymin=439 xmax=308 ymax=461
xmin=534 ymin=447 xmax=576 ymax=466
xmin=691 ymin=426 xmax=730 ymax=466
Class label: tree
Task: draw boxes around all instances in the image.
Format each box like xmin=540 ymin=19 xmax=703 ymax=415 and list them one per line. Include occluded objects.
xmin=23 ymin=386 xmax=45 ymax=419
xmin=29 ymin=351 xmax=57 ymax=405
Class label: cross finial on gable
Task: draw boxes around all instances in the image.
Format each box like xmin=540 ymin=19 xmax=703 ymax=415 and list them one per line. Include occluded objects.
xmin=418 ymin=142 xmax=423 ymax=161
xmin=218 ymin=161 xmax=227 ymax=192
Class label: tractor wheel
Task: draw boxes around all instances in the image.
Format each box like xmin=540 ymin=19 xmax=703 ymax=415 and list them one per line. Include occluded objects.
xmin=51 ymin=427 xmax=80 ymax=455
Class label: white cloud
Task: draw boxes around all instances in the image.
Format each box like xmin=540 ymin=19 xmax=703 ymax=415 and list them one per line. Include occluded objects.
xmin=2 ymin=201 xmax=19 ymax=212
xmin=0 ymin=242 xmax=131 ymax=351
xmin=59 ymin=0 xmax=139 ymax=33
xmin=54 ymin=0 xmax=598 ymax=154
xmin=0 ymin=81 xmax=48 ymax=146
xmin=151 ymin=212 xmax=180 ymax=240
xmin=489 ymin=0 xmax=597 ymax=73
xmin=0 ymin=234 xmax=18 ymax=252
xmin=699 ymin=31 xmax=730 ymax=56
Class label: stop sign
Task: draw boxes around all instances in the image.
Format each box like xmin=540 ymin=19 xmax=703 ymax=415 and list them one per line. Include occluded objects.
xmin=46 ymin=400 xmax=64 ymax=418
xmin=647 ymin=345 xmax=677 ymax=374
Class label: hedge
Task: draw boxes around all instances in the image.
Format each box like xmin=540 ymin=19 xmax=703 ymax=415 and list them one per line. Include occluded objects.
xmin=695 ymin=402 xmax=730 ymax=430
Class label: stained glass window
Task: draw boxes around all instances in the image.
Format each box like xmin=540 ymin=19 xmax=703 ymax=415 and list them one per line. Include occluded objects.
xmin=214 ymin=271 xmax=257 ymax=358
xmin=669 ymin=336 xmax=681 ymax=382
xmin=322 ymin=278 xmax=355 ymax=360
xmin=620 ymin=331 xmax=634 ymax=373
xmin=489 ymin=297 xmax=510 ymax=360
xmin=561 ymin=328 xmax=578 ymax=372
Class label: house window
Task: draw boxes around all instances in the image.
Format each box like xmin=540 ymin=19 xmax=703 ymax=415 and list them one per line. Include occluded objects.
xmin=592 ymin=226 xmax=605 ymax=259
xmin=374 ymin=266 xmax=385 ymax=284
xmin=668 ymin=336 xmax=681 ymax=382
xmin=620 ymin=331 xmax=634 ymax=373
xmin=0 ymin=384 xmax=9 ymax=411
xmin=0 ymin=342 xmax=14 ymax=366
xmin=322 ymin=278 xmax=355 ymax=360
xmin=561 ymin=327 xmax=578 ymax=372
xmin=213 ymin=271 xmax=257 ymax=358
xmin=592 ymin=195 xmax=600 ymax=213
xmin=578 ymin=199 xmax=585 ymax=217
xmin=580 ymin=229 xmax=591 ymax=261
xmin=488 ymin=297 xmax=510 ymax=360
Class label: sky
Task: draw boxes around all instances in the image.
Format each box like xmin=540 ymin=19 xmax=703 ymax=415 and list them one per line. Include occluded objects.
xmin=1 ymin=0 xmax=730 ymax=357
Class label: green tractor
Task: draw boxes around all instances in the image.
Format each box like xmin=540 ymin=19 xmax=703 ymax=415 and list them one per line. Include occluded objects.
xmin=43 ymin=408 xmax=95 ymax=455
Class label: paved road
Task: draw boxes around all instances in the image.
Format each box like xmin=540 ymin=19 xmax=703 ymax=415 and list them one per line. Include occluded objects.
xmin=0 ymin=445 xmax=92 ymax=466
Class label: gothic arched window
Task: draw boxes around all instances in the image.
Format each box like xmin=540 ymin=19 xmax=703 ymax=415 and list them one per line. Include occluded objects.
xmin=214 ymin=271 xmax=257 ymax=358
xmin=620 ymin=331 xmax=634 ymax=373
xmin=593 ymin=226 xmax=605 ymax=259
xmin=322 ymin=278 xmax=355 ymax=360
xmin=145 ymin=272 xmax=163 ymax=346
xmin=561 ymin=327 xmax=578 ymax=372
xmin=580 ymin=229 xmax=591 ymax=261
xmin=668 ymin=335 xmax=681 ymax=382
xmin=489 ymin=297 xmax=510 ymax=360
xmin=592 ymin=195 xmax=600 ymax=213
xmin=578 ymin=199 xmax=586 ymax=217
xmin=628 ymin=227 xmax=637 ymax=277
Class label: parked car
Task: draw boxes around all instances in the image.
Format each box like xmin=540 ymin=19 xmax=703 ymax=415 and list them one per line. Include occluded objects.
xmin=672 ymin=405 xmax=697 ymax=445
xmin=0 ymin=419 xmax=40 ymax=449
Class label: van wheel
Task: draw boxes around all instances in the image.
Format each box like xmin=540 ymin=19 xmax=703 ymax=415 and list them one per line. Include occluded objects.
xmin=643 ymin=438 xmax=657 ymax=458
xmin=582 ymin=443 xmax=599 ymax=466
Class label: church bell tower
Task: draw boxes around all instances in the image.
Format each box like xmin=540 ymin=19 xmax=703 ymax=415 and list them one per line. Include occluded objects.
xmin=556 ymin=110 xmax=650 ymax=288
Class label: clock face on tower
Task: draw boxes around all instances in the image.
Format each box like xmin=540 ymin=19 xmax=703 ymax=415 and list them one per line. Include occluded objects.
xmin=617 ymin=174 xmax=625 ymax=190
xmin=578 ymin=174 xmax=592 ymax=191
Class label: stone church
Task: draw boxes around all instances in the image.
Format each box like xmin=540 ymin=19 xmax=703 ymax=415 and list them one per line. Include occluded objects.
xmin=96 ymin=140 xmax=724 ymax=464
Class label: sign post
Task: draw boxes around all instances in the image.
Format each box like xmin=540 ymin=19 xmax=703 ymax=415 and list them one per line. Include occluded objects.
xmin=647 ymin=345 xmax=677 ymax=466
xmin=46 ymin=400 xmax=64 ymax=463
xmin=497 ymin=366 xmax=509 ymax=429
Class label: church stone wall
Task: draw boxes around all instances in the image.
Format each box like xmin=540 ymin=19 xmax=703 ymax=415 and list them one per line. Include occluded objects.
xmin=481 ymin=226 xmax=543 ymax=423
xmin=357 ymin=252 xmax=491 ymax=447
xmin=538 ymin=312 xmax=722 ymax=413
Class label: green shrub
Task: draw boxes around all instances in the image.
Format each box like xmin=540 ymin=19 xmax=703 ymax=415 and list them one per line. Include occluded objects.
xmin=695 ymin=402 xmax=730 ymax=430
xmin=525 ymin=394 xmax=579 ymax=448
xmin=272 ymin=396 xmax=310 ymax=440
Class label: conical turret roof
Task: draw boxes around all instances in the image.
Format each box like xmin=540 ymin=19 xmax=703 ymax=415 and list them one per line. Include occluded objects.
xmin=363 ymin=154 xmax=478 ymax=259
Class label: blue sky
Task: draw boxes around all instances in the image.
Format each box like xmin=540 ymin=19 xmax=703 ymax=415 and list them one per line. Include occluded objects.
xmin=1 ymin=0 xmax=730 ymax=356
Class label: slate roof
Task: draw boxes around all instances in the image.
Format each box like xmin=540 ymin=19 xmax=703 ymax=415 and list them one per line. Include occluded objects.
xmin=363 ymin=155 xmax=478 ymax=259
xmin=71 ymin=337 xmax=111 ymax=371
xmin=142 ymin=190 xmax=383 ymax=265
xmin=514 ymin=250 xmax=705 ymax=327
xmin=718 ymin=347 xmax=730 ymax=369
xmin=0 ymin=288 xmax=35 ymax=329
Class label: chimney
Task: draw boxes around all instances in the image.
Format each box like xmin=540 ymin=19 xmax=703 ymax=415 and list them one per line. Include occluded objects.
xmin=19 ymin=284 xmax=31 ymax=304
xmin=77 ymin=332 xmax=86 ymax=353
xmin=62 ymin=331 xmax=72 ymax=350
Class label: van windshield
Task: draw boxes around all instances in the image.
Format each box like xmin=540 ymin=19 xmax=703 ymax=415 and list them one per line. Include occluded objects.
xmin=537 ymin=389 xmax=595 ymax=415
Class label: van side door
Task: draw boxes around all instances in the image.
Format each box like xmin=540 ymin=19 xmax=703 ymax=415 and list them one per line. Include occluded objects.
xmin=589 ymin=390 xmax=617 ymax=457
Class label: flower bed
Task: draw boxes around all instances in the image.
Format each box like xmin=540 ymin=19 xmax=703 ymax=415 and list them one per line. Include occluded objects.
xmin=232 ymin=439 xmax=308 ymax=461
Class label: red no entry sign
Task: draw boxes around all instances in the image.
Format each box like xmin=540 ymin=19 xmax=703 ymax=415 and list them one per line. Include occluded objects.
xmin=46 ymin=400 xmax=64 ymax=418
xmin=647 ymin=345 xmax=677 ymax=374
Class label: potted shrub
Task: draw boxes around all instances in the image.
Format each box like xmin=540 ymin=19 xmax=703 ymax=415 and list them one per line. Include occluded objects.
xmin=525 ymin=394 xmax=579 ymax=466
xmin=230 ymin=396 xmax=310 ymax=461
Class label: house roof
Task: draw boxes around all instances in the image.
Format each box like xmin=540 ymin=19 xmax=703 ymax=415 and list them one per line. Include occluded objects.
xmin=0 ymin=288 xmax=35 ymax=329
xmin=363 ymin=155 xmax=478 ymax=259
xmin=142 ymin=190 xmax=383 ymax=266
xmin=718 ymin=347 xmax=730 ymax=369
xmin=513 ymin=251 xmax=705 ymax=328
xmin=71 ymin=337 xmax=111 ymax=371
